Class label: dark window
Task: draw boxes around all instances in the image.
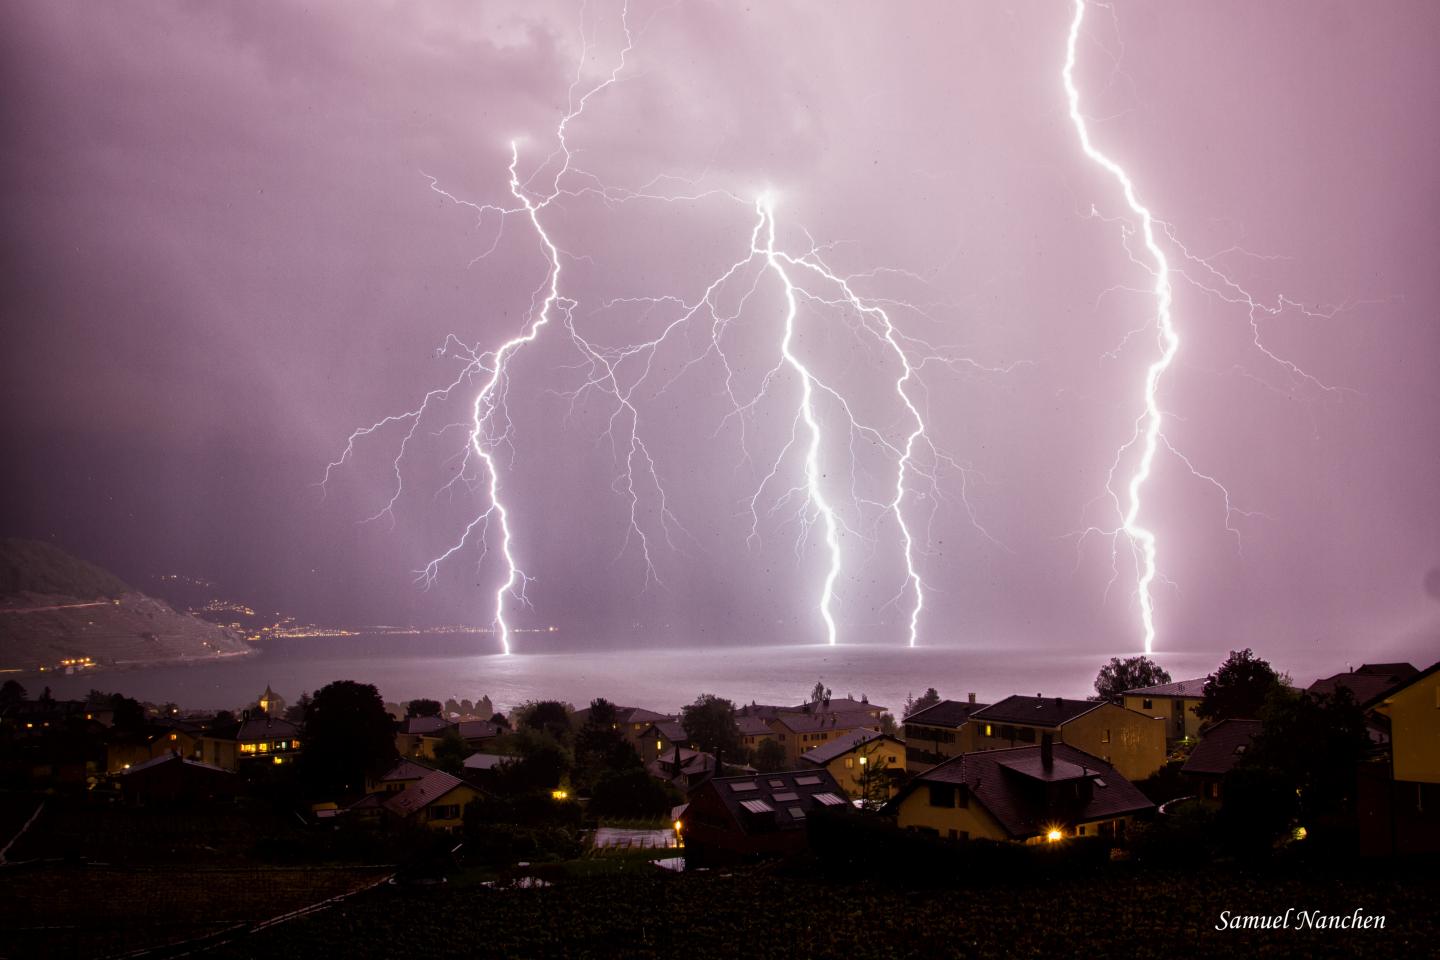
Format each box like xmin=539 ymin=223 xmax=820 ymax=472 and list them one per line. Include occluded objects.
xmin=928 ymin=783 xmax=956 ymax=808
xmin=1000 ymin=725 xmax=1015 ymax=740
xmin=1016 ymin=727 xmax=1036 ymax=743
xmin=1142 ymin=698 xmax=1153 ymax=710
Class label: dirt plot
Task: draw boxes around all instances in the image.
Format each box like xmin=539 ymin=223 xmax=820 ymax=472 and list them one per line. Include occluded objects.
xmin=203 ymin=864 xmax=1438 ymax=960
xmin=0 ymin=863 xmax=388 ymax=959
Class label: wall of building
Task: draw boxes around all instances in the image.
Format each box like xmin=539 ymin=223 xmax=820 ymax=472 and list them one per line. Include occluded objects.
xmin=894 ymin=784 xmax=1007 ymax=841
xmin=1122 ymin=694 xmax=1203 ymax=742
xmin=1061 ymin=704 xmax=1166 ymax=782
xmin=1381 ymin=671 xmax=1440 ymax=785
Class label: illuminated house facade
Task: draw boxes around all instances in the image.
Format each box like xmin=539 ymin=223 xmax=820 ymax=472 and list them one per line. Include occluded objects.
xmin=886 ymin=738 xmax=1154 ymax=843
xmin=1121 ymin=678 xmax=1207 ymax=744
xmin=236 ymin=715 xmax=302 ymax=766
xmin=962 ymin=695 xmax=1166 ymax=783
xmin=800 ymin=728 xmax=906 ymax=802
xmin=767 ymin=711 xmax=880 ymax=767
xmin=382 ymin=769 xmax=482 ymax=832
xmin=1359 ymin=659 xmax=1440 ymax=856
xmin=903 ymin=696 xmax=989 ymax=772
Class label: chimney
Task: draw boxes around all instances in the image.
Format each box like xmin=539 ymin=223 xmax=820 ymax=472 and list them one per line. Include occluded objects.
xmin=1054 ymin=696 xmax=1062 ymax=710
xmin=1041 ymin=732 xmax=1053 ymax=770
xmin=968 ymin=692 xmax=976 ymax=704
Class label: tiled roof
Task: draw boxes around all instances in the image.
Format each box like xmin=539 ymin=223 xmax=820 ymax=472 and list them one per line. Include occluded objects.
xmin=462 ymin=752 xmax=509 ymax=771
xmin=375 ymin=758 xmax=433 ymax=783
xmin=893 ymin=743 xmax=1153 ymax=839
xmin=970 ymin=695 xmax=1101 ymax=727
xmin=400 ymin=715 xmax=452 ymax=736
xmin=737 ymin=716 xmax=774 ymax=737
xmin=121 ymin=752 xmax=233 ymax=776
xmin=770 ymin=712 xmax=872 ymax=735
xmin=1307 ymin=663 xmax=1418 ymax=705
xmin=1181 ymin=719 xmax=1261 ymax=777
xmin=799 ymin=729 xmax=894 ymax=765
xmin=904 ymin=699 xmax=989 ymax=727
xmin=791 ymin=697 xmax=885 ymax=714
xmin=1122 ymin=678 xmax=1209 ymax=698
xmin=1360 ymin=658 xmax=1440 ymax=708
xmin=456 ymin=719 xmax=504 ymax=740
xmin=236 ymin=716 xmax=300 ymax=742
xmin=648 ymin=720 xmax=689 ymax=742
xmin=382 ymin=770 xmax=469 ymax=817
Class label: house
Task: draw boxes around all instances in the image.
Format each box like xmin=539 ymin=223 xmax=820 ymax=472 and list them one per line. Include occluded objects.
xmin=365 ymin=758 xmax=435 ymax=795
xmin=790 ymin=696 xmax=887 ymax=724
xmin=1358 ymin=659 xmax=1440 ymax=856
xmin=573 ymin=705 xmax=674 ymax=746
xmin=192 ymin=735 xmax=239 ymax=771
xmin=904 ymin=696 xmax=988 ymax=772
xmin=105 ymin=721 xmax=205 ymax=774
xmin=383 ymin=769 xmax=484 ymax=831
xmin=767 ymin=711 xmax=879 ymax=767
xmin=255 ymin=684 xmax=286 ymax=717
xmin=462 ymin=752 xmax=510 ymax=773
xmin=638 ymin=720 xmax=693 ymax=764
xmin=235 ymin=715 xmax=302 ymax=766
xmin=395 ymin=715 xmax=453 ymax=759
xmin=885 ymin=737 xmax=1154 ymax=843
xmin=738 ymin=715 xmax=778 ymax=755
xmin=1180 ymin=719 xmax=1261 ymax=803
xmin=648 ymin=746 xmax=736 ymax=793
xmin=1121 ymin=678 xmax=1208 ymax=744
xmin=1309 ymin=663 xmax=1418 ymax=710
xmin=963 ymin=695 xmax=1166 ymax=783
xmin=456 ymin=719 xmax=506 ymax=752
xmin=119 ymin=753 xmax=237 ymax=805
xmin=681 ymin=768 xmax=847 ymax=866
xmin=800 ymin=729 xmax=906 ymax=802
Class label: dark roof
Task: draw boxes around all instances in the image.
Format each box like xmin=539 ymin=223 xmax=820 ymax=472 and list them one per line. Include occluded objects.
xmin=736 ymin=703 xmax=788 ymax=720
xmin=1359 ymin=658 xmax=1440 ymax=709
xmin=400 ymin=715 xmax=452 ymax=736
xmin=904 ymin=699 xmax=990 ymax=727
xmin=737 ymin=716 xmax=773 ymax=737
xmin=646 ymin=720 xmax=688 ymax=742
xmin=891 ymin=744 xmax=1153 ymax=839
xmin=800 ymin=729 xmax=894 ymax=765
xmin=1122 ymin=678 xmax=1209 ymax=699
xmin=383 ymin=770 xmax=470 ymax=817
xmin=375 ymin=758 xmax=433 ymax=784
xmin=462 ymin=752 xmax=509 ymax=771
xmin=1181 ymin=719 xmax=1261 ymax=777
xmin=970 ymin=695 xmax=1101 ymax=727
xmin=619 ymin=706 xmax=672 ymax=725
xmin=1307 ymin=663 xmax=1418 ymax=705
xmin=770 ymin=712 xmax=873 ymax=735
xmin=236 ymin=716 xmax=300 ymax=742
xmin=791 ymin=697 xmax=885 ymax=714
xmin=456 ymin=719 xmax=503 ymax=740
xmin=121 ymin=752 xmax=233 ymax=777
xmin=692 ymin=769 xmax=846 ymax=833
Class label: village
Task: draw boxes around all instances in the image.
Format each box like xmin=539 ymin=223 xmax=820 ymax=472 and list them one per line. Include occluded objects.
xmin=0 ymin=648 xmax=1435 ymax=955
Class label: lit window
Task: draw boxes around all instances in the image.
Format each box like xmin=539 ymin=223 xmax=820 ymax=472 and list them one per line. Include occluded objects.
xmin=845 ymin=758 xmax=853 ymax=768
xmin=1101 ymin=729 xmax=1110 ymax=744
xmin=984 ymin=724 xmax=992 ymax=737
xmin=258 ymin=742 xmax=268 ymax=753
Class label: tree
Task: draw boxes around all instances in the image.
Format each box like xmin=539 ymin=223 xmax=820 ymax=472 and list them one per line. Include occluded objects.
xmin=589 ymin=768 xmax=680 ymax=819
xmin=517 ymin=700 xmax=573 ymax=744
xmin=432 ymin=726 xmax=471 ymax=776
xmin=284 ymin=692 xmax=311 ymax=725
xmin=108 ymin=693 xmax=146 ymax=733
xmin=809 ymin=680 xmax=832 ymax=704
xmin=903 ymin=688 xmax=940 ymax=719
xmin=680 ymin=694 xmax=742 ymax=758
xmin=301 ymin=680 xmax=397 ymax=797
xmin=1092 ymin=656 xmax=1172 ymax=703
xmin=878 ymin=711 xmax=897 ymax=736
xmin=209 ymin=710 xmax=241 ymax=739
xmin=0 ymin=680 xmax=25 ymax=710
xmin=1197 ymin=649 xmax=1282 ymax=723
xmin=1244 ymin=686 xmax=1371 ymax=836
xmin=406 ymin=698 xmax=443 ymax=719
xmin=752 ymin=739 xmax=787 ymax=773
xmin=444 ymin=698 xmax=461 ymax=716
xmin=573 ymin=698 xmax=640 ymax=791
xmin=492 ymin=728 xmax=570 ymax=793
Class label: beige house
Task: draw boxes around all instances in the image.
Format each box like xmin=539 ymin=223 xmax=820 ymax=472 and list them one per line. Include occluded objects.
xmin=963 ymin=695 xmax=1166 ymax=783
xmin=1121 ymin=678 xmax=1207 ymax=744
xmin=903 ymin=697 xmax=988 ymax=773
xmin=800 ymin=729 xmax=906 ymax=802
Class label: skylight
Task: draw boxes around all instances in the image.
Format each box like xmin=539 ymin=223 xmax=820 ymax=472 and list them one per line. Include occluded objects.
xmin=794 ymin=776 xmax=822 ymax=786
xmin=739 ymin=799 xmax=774 ymax=814
xmin=813 ymin=792 xmax=845 ymax=806
xmin=728 ymin=781 xmax=759 ymax=792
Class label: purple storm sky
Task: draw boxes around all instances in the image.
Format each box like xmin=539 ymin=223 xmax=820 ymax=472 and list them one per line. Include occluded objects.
xmin=3 ymin=1 xmax=1438 ymax=673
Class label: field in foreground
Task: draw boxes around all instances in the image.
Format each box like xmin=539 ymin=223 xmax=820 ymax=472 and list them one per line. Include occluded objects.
xmin=200 ymin=862 xmax=1435 ymax=960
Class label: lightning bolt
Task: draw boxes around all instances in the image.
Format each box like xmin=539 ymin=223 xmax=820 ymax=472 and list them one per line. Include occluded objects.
xmin=1064 ymin=0 xmax=1175 ymax=655
xmin=326 ymin=1 xmax=1014 ymax=653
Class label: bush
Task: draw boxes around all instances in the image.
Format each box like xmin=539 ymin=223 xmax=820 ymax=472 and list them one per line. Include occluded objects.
xmin=588 ymin=769 xmax=681 ymax=819
xmin=1129 ymin=799 xmax=1217 ymax=867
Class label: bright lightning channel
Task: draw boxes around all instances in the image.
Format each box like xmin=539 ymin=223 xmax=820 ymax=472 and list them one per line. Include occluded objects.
xmin=1063 ymin=0 xmax=1176 ymax=655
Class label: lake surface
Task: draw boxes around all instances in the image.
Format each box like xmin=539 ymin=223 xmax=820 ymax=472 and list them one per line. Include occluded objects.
xmin=40 ymin=633 xmax=1229 ymax=714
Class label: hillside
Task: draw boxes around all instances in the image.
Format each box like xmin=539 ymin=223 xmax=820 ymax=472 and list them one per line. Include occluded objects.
xmin=0 ymin=539 xmax=130 ymax=599
xmin=0 ymin=539 xmax=252 ymax=674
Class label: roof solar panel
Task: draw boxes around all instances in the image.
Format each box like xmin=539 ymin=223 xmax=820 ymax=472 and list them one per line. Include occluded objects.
xmin=813 ymin=792 xmax=845 ymax=806
xmin=739 ymin=799 xmax=774 ymax=814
